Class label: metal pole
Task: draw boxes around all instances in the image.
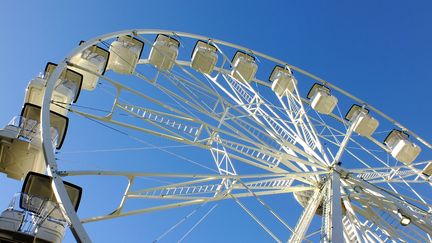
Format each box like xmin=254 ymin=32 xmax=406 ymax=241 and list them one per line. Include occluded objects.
xmin=328 ymin=171 xmax=343 ymax=243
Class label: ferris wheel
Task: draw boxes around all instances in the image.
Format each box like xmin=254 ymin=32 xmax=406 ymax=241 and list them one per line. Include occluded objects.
xmin=0 ymin=29 xmax=431 ymax=242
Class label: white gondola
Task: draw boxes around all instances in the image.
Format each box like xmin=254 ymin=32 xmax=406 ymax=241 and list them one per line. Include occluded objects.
xmin=191 ymin=40 xmax=218 ymax=74
xmin=0 ymin=125 xmax=45 ymax=180
xmin=0 ymin=207 xmax=24 ymax=232
xmin=0 ymin=104 xmax=68 ymax=180
xmin=269 ymin=65 xmax=297 ymax=96
xmin=25 ymin=63 xmax=83 ymax=116
xmin=37 ymin=220 xmax=67 ymax=243
xmin=0 ymin=172 xmax=81 ymax=243
xmin=148 ymin=34 xmax=179 ymax=71
xmin=307 ymin=83 xmax=338 ymax=115
xmin=21 ymin=172 xmax=82 ymax=218
xmin=107 ymin=36 xmax=144 ymax=75
xmin=20 ymin=104 xmax=68 ymax=150
xmin=384 ymin=130 xmax=421 ymax=165
xmin=69 ymin=42 xmax=109 ymax=90
xmin=345 ymin=104 xmax=379 ymax=137
xmin=231 ymin=51 xmax=258 ymax=82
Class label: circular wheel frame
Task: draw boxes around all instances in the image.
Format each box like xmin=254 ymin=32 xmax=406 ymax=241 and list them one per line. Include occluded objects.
xmin=38 ymin=29 xmax=432 ymax=242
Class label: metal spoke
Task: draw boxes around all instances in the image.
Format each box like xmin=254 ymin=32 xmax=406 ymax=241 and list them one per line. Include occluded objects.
xmin=289 ymin=185 xmax=327 ymax=243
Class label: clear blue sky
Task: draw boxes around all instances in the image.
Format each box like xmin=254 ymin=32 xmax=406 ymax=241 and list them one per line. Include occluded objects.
xmin=1 ymin=1 xmax=431 ymax=242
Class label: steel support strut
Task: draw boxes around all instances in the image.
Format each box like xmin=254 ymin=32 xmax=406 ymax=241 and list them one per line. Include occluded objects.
xmin=289 ymin=186 xmax=326 ymax=243
xmin=327 ymin=171 xmax=344 ymax=242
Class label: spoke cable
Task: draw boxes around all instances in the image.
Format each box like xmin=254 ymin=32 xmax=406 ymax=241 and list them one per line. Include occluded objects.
xmin=177 ymin=204 xmax=218 ymax=243
xmin=153 ymin=202 xmax=208 ymax=243
xmin=230 ymin=194 xmax=281 ymax=243
xmin=238 ymin=180 xmax=294 ymax=234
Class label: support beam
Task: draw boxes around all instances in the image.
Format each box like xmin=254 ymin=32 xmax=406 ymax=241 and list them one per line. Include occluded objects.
xmin=332 ymin=116 xmax=358 ymax=166
xmin=82 ymin=186 xmax=312 ymax=223
xmin=289 ymin=187 xmax=325 ymax=243
xmin=326 ymin=171 xmax=343 ymax=243
xmin=348 ymin=176 xmax=432 ymax=233
xmin=59 ymin=170 xmax=328 ymax=179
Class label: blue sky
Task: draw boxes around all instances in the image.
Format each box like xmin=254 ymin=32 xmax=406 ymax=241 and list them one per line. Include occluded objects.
xmin=1 ymin=1 xmax=432 ymax=242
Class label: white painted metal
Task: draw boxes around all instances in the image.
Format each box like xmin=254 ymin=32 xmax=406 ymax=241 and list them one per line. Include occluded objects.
xmin=423 ymin=162 xmax=432 ymax=176
xmin=41 ymin=37 xmax=110 ymax=242
xmin=326 ymin=171 xmax=343 ymax=243
xmin=347 ymin=176 xmax=432 ymax=233
xmin=20 ymin=29 xmax=429 ymax=243
xmin=289 ymin=186 xmax=326 ymax=243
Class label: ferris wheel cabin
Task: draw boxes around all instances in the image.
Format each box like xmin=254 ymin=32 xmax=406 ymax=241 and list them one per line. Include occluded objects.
xmin=269 ymin=65 xmax=297 ymax=96
xmin=25 ymin=62 xmax=83 ymax=116
xmin=307 ymin=83 xmax=338 ymax=115
xmin=191 ymin=40 xmax=218 ymax=75
xmin=69 ymin=42 xmax=109 ymax=90
xmin=107 ymin=35 xmax=144 ymax=75
xmin=344 ymin=104 xmax=379 ymax=137
xmin=148 ymin=34 xmax=179 ymax=71
xmin=0 ymin=172 xmax=82 ymax=243
xmin=231 ymin=51 xmax=258 ymax=82
xmin=384 ymin=129 xmax=422 ymax=165
xmin=0 ymin=103 xmax=69 ymax=180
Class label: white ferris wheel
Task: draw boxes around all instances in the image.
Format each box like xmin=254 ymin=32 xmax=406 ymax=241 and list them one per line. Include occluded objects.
xmin=0 ymin=29 xmax=431 ymax=243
